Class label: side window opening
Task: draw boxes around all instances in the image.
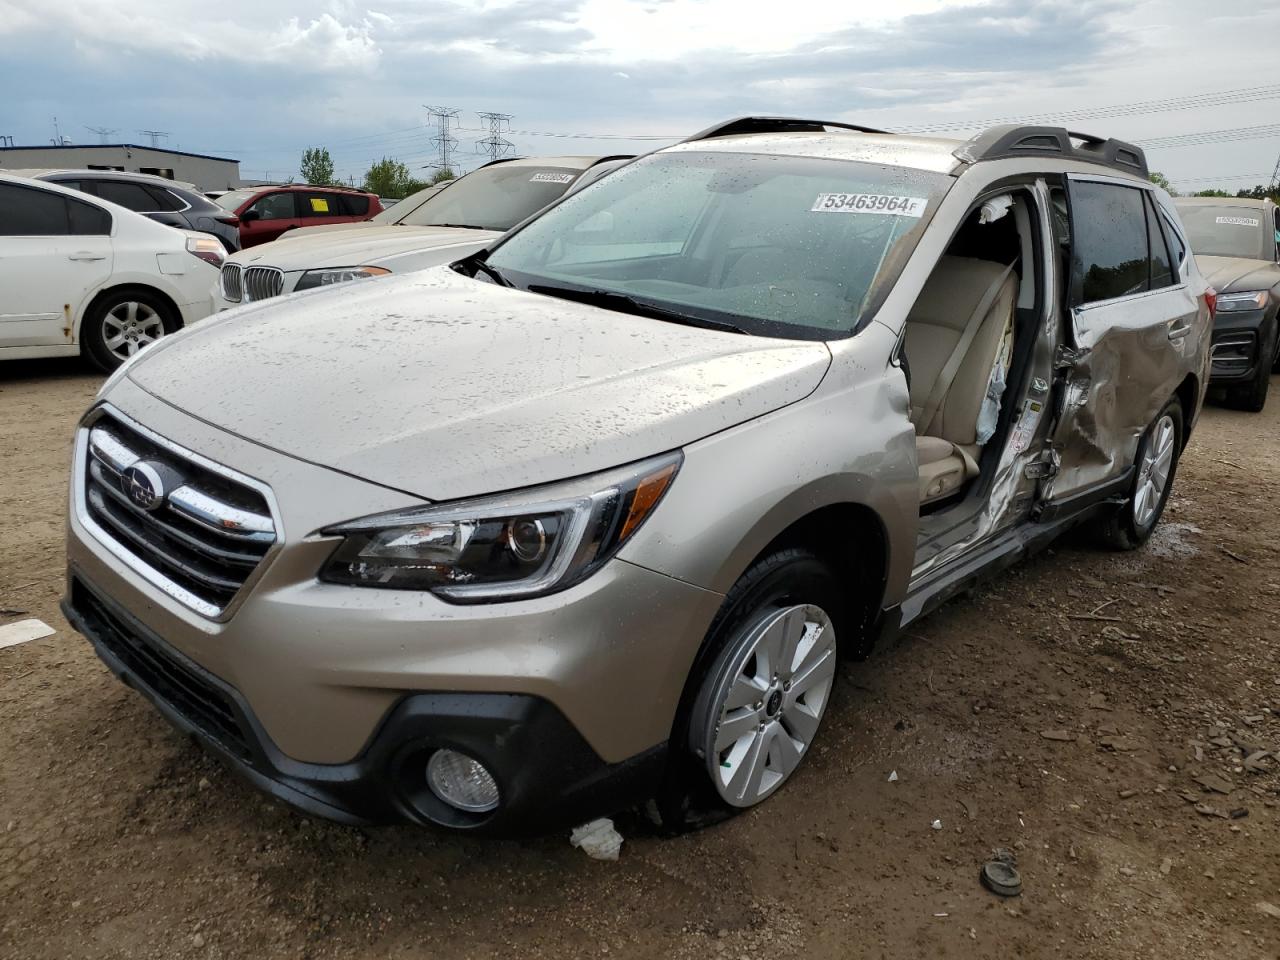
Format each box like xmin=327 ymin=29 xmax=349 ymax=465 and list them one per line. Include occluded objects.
xmin=904 ymin=188 xmax=1041 ymax=511
xmin=248 ymin=193 xmax=296 ymax=221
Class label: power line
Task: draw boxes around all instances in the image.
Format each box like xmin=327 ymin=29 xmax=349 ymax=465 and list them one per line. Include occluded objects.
xmin=1168 ymin=172 xmax=1270 ymax=183
xmin=895 ymin=82 xmax=1280 ymax=134
xmin=1138 ymin=122 xmax=1280 ymax=150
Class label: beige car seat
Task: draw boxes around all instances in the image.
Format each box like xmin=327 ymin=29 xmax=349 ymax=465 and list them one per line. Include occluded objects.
xmin=905 ymin=256 xmax=1018 ymax=505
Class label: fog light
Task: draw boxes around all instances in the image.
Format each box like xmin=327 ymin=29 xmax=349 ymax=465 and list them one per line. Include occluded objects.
xmin=426 ymin=749 xmax=500 ymax=813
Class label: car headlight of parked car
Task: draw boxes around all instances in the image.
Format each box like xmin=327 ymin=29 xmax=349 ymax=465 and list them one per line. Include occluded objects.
xmin=320 ymin=452 xmax=681 ymax=601
xmin=1215 ymin=290 xmax=1270 ymax=312
xmin=295 ymin=266 xmax=392 ymax=291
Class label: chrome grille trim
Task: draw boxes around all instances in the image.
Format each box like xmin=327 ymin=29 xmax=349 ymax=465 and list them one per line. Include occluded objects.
xmin=220 ymin=263 xmax=243 ymax=302
xmin=75 ymin=405 xmax=283 ymax=621
xmin=243 ymin=266 xmax=284 ymax=302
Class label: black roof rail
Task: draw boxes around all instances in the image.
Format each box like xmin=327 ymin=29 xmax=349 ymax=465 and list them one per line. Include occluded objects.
xmin=683 ymin=116 xmax=890 ymax=142
xmin=954 ymin=124 xmax=1148 ymax=177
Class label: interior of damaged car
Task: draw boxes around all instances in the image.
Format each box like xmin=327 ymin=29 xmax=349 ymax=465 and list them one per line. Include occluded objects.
xmin=904 ymin=185 xmax=1046 ymax=522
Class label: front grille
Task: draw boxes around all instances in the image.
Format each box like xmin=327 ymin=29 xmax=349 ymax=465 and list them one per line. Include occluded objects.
xmin=243 ymin=266 xmax=284 ymax=302
xmin=220 ymin=263 xmax=242 ymax=302
xmin=73 ymin=579 xmax=251 ymax=760
xmin=81 ymin=413 xmax=276 ymax=617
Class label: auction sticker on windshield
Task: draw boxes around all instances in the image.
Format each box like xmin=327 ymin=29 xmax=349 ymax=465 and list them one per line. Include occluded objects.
xmin=1215 ymin=216 xmax=1260 ymax=227
xmin=811 ymin=193 xmax=927 ymax=217
xmin=531 ymin=172 xmax=575 ymax=184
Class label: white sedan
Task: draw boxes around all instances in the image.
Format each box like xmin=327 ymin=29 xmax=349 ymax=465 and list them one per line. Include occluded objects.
xmin=0 ymin=173 xmax=225 ymax=371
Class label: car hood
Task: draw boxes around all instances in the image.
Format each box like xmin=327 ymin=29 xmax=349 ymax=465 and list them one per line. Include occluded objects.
xmin=126 ymin=268 xmax=832 ymax=500
xmin=229 ymin=225 xmax=500 ymax=272
xmin=1196 ymin=255 xmax=1280 ymax=294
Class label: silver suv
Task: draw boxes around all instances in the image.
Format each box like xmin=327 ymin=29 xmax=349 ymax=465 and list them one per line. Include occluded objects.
xmin=64 ymin=117 xmax=1211 ymax=835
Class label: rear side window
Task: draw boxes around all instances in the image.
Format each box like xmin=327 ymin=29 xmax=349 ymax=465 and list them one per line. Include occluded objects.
xmin=1144 ymin=194 xmax=1174 ymax=289
xmin=68 ymin=197 xmax=111 ymax=235
xmin=1162 ymin=212 xmax=1187 ymax=270
xmin=1070 ymin=181 xmax=1150 ymax=303
xmin=144 ymin=186 xmax=185 ymax=211
xmin=338 ymin=194 xmax=369 ymax=216
xmin=0 ymin=183 xmax=110 ymax=235
xmin=97 ymin=181 xmax=160 ymax=212
xmin=300 ymin=192 xmax=340 ymax=218
xmin=247 ymin=192 xmax=296 ymax=220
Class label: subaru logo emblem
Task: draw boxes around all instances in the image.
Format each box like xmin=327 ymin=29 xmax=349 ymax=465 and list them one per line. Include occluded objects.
xmin=121 ymin=462 xmax=167 ymax=513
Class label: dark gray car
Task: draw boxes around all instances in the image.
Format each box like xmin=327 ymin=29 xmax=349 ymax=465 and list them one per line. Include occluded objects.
xmin=37 ymin=170 xmax=241 ymax=252
xmin=1173 ymin=196 xmax=1280 ymax=411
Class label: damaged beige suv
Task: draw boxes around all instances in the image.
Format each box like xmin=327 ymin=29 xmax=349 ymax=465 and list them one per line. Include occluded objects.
xmin=64 ymin=117 xmax=1211 ymax=835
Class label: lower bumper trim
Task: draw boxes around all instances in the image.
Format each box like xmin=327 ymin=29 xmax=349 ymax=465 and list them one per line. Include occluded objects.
xmin=63 ymin=573 xmax=667 ymax=835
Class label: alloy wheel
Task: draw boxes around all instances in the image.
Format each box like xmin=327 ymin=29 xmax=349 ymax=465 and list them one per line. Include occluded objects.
xmin=704 ymin=604 xmax=837 ymax=808
xmin=102 ymin=301 xmax=164 ymax=361
xmin=1133 ymin=413 xmax=1176 ymax=528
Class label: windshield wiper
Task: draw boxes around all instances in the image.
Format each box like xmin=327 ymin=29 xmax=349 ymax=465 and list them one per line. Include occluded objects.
xmin=470 ymin=258 xmax=509 ymax=287
xmin=527 ymin=284 xmax=748 ymax=334
xmin=433 ymin=222 xmax=488 ymax=230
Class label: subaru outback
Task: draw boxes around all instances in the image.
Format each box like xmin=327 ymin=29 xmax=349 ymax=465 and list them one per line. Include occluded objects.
xmin=64 ymin=117 xmax=1211 ymax=835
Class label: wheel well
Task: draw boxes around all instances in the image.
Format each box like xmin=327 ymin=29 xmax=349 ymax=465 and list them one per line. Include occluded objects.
xmin=80 ymin=284 xmax=185 ymax=339
xmin=754 ymin=503 xmax=889 ymax=656
xmin=1173 ymin=373 xmax=1198 ymax=448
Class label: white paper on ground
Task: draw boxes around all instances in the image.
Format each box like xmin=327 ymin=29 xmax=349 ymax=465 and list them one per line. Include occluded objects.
xmin=0 ymin=619 xmax=56 ymax=650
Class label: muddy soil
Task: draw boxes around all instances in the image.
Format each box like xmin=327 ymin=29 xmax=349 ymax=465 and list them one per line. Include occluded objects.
xmin=2 ymin=358 xmax=1277 ymax=960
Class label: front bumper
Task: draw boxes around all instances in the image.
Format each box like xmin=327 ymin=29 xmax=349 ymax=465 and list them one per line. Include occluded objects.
xmin=64 ymin=576 xmax=666 ymax=834
xmin=1209 ymin=308 xmax=1270 ymax=384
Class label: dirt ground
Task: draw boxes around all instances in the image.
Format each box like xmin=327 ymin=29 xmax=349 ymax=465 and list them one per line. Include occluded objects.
xmin=1 ymin=357 xmax=1278 ymax=960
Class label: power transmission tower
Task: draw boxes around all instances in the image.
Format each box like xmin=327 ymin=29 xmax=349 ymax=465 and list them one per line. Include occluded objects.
xmin=475 ymin=111 xmax=514 ymax=162
xmin=139 ymin=129 xmax=170 ymax=148
xmin=423 ymin=106 xmax=460 ymax=173
xmin=85 ymin=125 xmax=118 ymax=144
xmin=0 ymin=135 xmax=14 ymax=148
xmin=1270 ymin=152 xmax=1280 ymax=190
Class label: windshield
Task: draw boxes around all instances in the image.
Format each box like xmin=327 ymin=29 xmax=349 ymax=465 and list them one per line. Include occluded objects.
xmin=1175 ymin=203 xmax=1271 ymax=260
xmin=372 ymin=184 xmax=444 ymax=224
xmin=394 ymin=165 xmax=581 ymax=230
xmin=486 ymin=151 xmax=950 ymax=339
xmin=213 ymin=189 xmax=258 ymax=212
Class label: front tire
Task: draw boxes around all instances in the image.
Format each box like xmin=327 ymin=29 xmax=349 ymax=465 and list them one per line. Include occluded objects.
xmin=645 ymin=548 xmax=844 ymax=833
xmin=1099 ymin=398 xmax=1183 ymax=550
xmin=81 ymin=289 xmax=176 ymax=373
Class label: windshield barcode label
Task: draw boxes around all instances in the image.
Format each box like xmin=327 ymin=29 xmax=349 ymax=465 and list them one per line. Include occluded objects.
xmin=531 ymin=172 xmax=575 ymax=184
xmin=1215 ymin=216 xmax=1259 ymax=227
xmin=811 ymin=193 xmax=927 ymax=217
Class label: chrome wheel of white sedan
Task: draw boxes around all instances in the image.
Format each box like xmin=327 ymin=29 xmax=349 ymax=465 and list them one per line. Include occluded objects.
xmin=102 ymin=301 xmax=165 ymax=361
xmin=702 ymin=603 xmax=837 ymax=808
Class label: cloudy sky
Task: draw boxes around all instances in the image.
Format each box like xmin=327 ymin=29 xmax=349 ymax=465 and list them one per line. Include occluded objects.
xmin=2 ymin=0 xmax=1278 ymax=191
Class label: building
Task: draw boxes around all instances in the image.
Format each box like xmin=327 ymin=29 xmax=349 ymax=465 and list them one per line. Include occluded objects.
xmin=0 ymin=143 xmax=241 ymax=191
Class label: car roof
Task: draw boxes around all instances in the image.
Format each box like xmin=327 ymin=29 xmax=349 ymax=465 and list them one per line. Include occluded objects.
xmin=662 ymin=131 xmax=967 ymax=174
xmin=243 ymin=184 xmax=375 ymax=194
xmin=14 ymin=168 xmax=202 ymax=191
xmin=660 ymin=118 xmax=1151 ymax=181
xmin=1174 ymin=195 xmax=1274 ymax=209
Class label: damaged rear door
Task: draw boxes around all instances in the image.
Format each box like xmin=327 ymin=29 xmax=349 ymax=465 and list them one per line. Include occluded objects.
xmin=1042 ymin=174 xmax=1198 ymax=506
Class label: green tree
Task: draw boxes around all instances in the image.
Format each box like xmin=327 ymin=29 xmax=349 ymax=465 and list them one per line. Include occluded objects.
xmin=361 ymin=157 xmax=426 ymax=199
xmin=300 ymin=147 xmax=335 ymax=186
xmin=1193 ymin=189 xmax=1232 ymax=198
xmin=1235 ymin=184 xmax=1280 ymax=203
xmin=1148 ymin=171 xmax=1175 ymax=195
xmin=429 ymin=168 xmax=457 ymax=185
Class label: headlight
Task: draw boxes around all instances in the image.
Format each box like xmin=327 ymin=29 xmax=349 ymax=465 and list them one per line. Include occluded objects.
xmin=1216 ymin=290 xmax=1270 ymax=312
xmin=294 ymin=266 xmax=391 ymax=291
xmin=320 ymin=452 xmax=681 ymax=601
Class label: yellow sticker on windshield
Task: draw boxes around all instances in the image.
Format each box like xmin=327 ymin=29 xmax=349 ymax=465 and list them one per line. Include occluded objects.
xmin=310 ymin=197 xmax=330 ymax=213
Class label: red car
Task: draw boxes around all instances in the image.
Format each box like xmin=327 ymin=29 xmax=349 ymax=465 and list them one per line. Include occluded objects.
xmin=212 ymin=185 xmax=383 ymax=248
